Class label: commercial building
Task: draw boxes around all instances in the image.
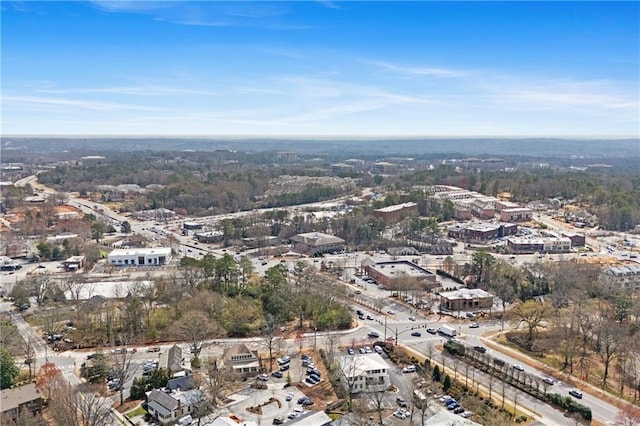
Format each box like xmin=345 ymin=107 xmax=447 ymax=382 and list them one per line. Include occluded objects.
xmin=62 ymin=255 xmax=85 ymax=271
xmin=290 ymin=232 xmax=345 ymax=256
xmin=561 ymin=231 xmax=586 ymax=247
xmin=107 ymin=247 xmax=171 ymax=267
xmin=439 ymin=288 xmax=494 ymax=312
xmin=182 ymin=222 xmax=204 ymax=230
xmin=373 ymin=202 xmax=418 ymax=225
xmin=371 ymin=162 xmax=398 ymax=175
xmin=453 ymin=205 xmax=472 ymax=221
xmin=338 ymin=353 xmax=390 ymax=394
xmin=506 ymin=237 xmax=572 ymax=254
xmin=470 ymin=199 xmax=495 ymax=220
xmin=194 ymin=230 xmax=224 ymax=243
xmin=330 ymin=163 xmax=355 ymax=174
xmin=499 ymin=207 xmax=533 ymax=222
xmin=600 ymin=264 xmax=640 ymax=292
xmin=447 ymin=223 xmax=518 ymax=243
xmin=362 ymin=260 xmax=437 ymax=290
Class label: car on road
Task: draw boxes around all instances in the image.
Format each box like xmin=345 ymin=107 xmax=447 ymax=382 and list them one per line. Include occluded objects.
xmin=402 ymin=365 xmax=417 ymax=373
xmin=513 ymin=364 xmax=525 ymax=372
xmin=411 ymin=331 xmax=422 ymax=337
xmin=387 ymin=310 xmax=395 ymax=315
xmin=408 ymin=316 xmax=416 ymax=321
xmin=427 ymin=327 xmax=437 ymax=334
xmin=542 ymin=377 xmax=555 ymax=385
xmin=354 ymin=290 xmax=362 ymax=294
xmin=569 ymin=389 xmax=583 ymax=399
xmin=469 ymin=322 xmax=479 ymax=328
xmin=473 ymin=345 xmax=487 ymax=353
xmin=367 ymin=331 xmax=380 ymax=338
xmin=366 ymin=314 xmax=374 ymax=320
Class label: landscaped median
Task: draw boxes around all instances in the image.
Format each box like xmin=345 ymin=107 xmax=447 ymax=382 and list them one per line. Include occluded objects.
xmin=442 ymin=340 xmax=592 ymax=423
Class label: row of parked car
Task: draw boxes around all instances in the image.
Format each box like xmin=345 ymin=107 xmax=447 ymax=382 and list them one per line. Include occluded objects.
xmin=439 ymin=395 xmax=472 ymax=418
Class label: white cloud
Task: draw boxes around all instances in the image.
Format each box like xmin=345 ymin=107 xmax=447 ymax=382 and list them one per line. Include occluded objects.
xmin=368 ymin=60 xmax=466 ymax=78
xmin=2 ymin=95 xmax=168 ymax=112
xmin=37 ymin=86 xmax=219 ymax=97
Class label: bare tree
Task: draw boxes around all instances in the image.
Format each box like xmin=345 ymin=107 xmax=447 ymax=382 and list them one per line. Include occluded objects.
xmin=22 ymin=337 xmax=36 ymax=381
xmin=364 ymin=385 xmax=387 ymax=426
xmin=61 ymin=274 xmax=94 ymax=305
xmin=173 ymin=311 xmax=219 ymax=360
xmin=598 ymin=320 xmax=624 ymax=388
xmin=323 ymin=332 xmax=341 ymax=370
xmin=110 ymin=347 xmax=137 ymax=406
xmin=203 ymin=357 xmax=234 ymax=410
xmin=508 ymin=300 xmax=552 ymax=350
xmin=512 ymin=391 xmax=520 ymax=419
xmin=48 ymin=378 xmax=112 ymax=426
xmin=260 ymin=314 xmax=283 ymax=373
xmin=334 ymin=355 xmax=365 ymax=408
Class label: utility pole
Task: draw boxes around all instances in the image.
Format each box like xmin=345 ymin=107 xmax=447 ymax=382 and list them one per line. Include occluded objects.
xmin=383 ymin=316 xmax=387 ymax=341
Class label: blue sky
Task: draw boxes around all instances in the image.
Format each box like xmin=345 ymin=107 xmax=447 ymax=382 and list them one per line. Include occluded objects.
xmin=2 ymin=1 xmax=639 ymax=137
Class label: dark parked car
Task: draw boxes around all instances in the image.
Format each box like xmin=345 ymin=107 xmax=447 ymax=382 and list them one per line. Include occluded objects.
xmin=473 ymin=345 xmax=487 ymax=353
xmin=272 ymin=371 xmax=283 ymax=378
xmin=367 ymin=331 xmax=380 ymax=338
xmin=569 ymin=389 xmax=583 ymax=399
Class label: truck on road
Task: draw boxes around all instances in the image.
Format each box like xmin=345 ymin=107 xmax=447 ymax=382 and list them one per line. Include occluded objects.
xmin=438 ymin=325 xmax=457 ymax=338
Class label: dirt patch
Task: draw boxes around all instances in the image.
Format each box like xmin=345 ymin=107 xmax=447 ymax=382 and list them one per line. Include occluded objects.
xmin=296 ymin=349 xmax=338 ymax=411
xmin=115 ymin=399 xmax=139 ymax=412
xmin=246 ymin=397 xmax=281 ymax=415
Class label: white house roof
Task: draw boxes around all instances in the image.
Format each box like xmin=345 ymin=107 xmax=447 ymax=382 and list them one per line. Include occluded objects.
xmin=439 ymin=288 xmax=493 ymax=300
xmin=339 ymin=353 xmax=388 ymax=378
xmin=108 ymin=247 xmax=171 ymax=256
xmin=291 ymin=232 xmax=345 ymax=247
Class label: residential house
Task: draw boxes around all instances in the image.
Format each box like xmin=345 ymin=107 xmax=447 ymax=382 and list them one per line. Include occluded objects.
xmin=0 ymin=384 xmax=43 ymax=423
xmin=161 ymin=344 xmax=185 ymax=376
xmin=222 ymin=343 xmax=261 ymax=376
xmin=338 ymin=353 xmax=390 ymax=394
xmin=147 ymin=388 xmax=204 ymax=425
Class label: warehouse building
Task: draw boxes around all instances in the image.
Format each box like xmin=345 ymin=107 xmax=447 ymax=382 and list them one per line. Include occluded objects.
xmin=107 ymin=247 xmax=171 ymax=267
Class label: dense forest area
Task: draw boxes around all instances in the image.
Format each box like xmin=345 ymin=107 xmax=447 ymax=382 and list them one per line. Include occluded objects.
xmin=30 ymin=150 xmax=640 ymax=230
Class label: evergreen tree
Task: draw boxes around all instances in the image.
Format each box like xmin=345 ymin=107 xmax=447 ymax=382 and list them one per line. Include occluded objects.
xmin=0 ymin=347 xmax=19 ymax=389
xmin=443 ymin=374 xmax=452 ymax=392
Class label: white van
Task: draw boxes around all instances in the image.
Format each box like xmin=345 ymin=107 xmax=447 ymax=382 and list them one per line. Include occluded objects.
xmin=177 ymin=415 xmax=193 ymax=425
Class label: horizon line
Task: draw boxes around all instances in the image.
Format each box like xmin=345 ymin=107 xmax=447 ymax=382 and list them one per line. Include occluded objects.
xmin=2 ymin=134 xmax=638 ymax=140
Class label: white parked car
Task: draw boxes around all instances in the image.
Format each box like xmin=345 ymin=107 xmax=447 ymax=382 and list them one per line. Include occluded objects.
xmin=402 ymin=365 xmax=417 ymax=373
